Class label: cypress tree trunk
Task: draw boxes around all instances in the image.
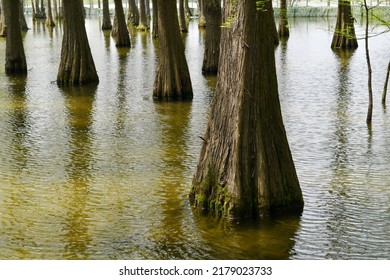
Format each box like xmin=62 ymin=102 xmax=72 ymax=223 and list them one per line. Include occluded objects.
xmin=202 ymin=0 xmax=221 ymax=74
xmin=19 ymin=0 xmax=29 ymax=31
xmin=382 ymin=61 xmax=390 ymax=104
xmin=102 ymin=0 xmax=112 ymax=30
xmin=128 ymin=0 xmax=139 ymax=26
xmin=179 ymin=0 xmax=187 ymax=32
xmin=190 ymin=0 xmax=303 ymax=220
xmin=145 ymin=0 xmax=150 ymax=18
xmin=46 ymin=0 xmax=55 ymax=27
xmin=112 ymin=0 xmax=131 ymax=47
xmin=278 ymin=0 xmax=289 ymax=38
xmin=331 ymin=0 xmax=358 ymax=49
xmin=53 ymin=0 xmax=59 ymax=19
xmin=57 ymin=0 xmax=99 ymax=85
xmin=153 ymin=0 xmax=193 ymax=100
xmin=138 ymin=0 xmax=149 ymax=30
xmin=4 ymin=0 xmax=27 ymax=75
xmin=184 ymin=0 xmax=190 ymax=17
xmin=0 ymin=3 xmax=5 ymax=37
xmin=152 ymin=0 xmax=158 ymax=38
xmin=364 ymin=0 xmax=372 ymax=124
xmin=198 ymin=0 xmax=206 ymax=28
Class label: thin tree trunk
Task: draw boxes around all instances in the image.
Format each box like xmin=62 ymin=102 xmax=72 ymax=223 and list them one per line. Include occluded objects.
xmin=152 ymin=0 xmax=157 ymax=37
xmin=382 ymin=61 xmax=390 ymax=104
xmin=46 ymin=0 xmax=55 ymax=26
xmin=364 ymin=0 xmax=373 ymax=124
xmin=198 ymin=0 xmax=205 ymax=28
xmin=0 ymin=2 xmax=5 ymax=37
xmin=190 ymin=0 xmax=303 ymax=219
xmin=331 ymin=0 xmax=358 ymax=49
xmin=57 ymin=0 xmax=99 ymax=85
xmin=145 ymin=0 xmax=150 ymax=18
xmin=112 ymin=0 xmax=131 ymax=47
xmin=53 ymin=0 xmax=58 ymax=19
xmin=179 ymin=0 xmax=187 ymax=32
xmin=4 ymin=0 xmax=27 ymax=75
xmin=138 ymin=0 xmax=149 ymax=30
xmin=153 ymin=0 xmax=193 ymax=100
xmin=278 ymin=0 xmax=289 ymax=38
xmin=202 ymin=0 xmax=221 ymax=74
xmin=102 ymin=0 xmax=112 ymax=30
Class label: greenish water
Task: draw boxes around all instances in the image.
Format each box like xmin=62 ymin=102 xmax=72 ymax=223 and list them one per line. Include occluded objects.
xmin=0 ymin=16 xmax=389 ymax=259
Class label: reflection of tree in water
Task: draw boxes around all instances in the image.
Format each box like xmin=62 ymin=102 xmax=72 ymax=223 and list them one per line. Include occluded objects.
xmin=61 ymin=85 xmax=96 ymax=259
xmin=151 ymin=102 xmax=193 ymax=259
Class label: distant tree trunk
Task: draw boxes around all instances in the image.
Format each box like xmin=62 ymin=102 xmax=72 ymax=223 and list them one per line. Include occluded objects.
xmin=46 ymin=0 xmax=55 ymax=26
xmin=138 ymin=0 xmax=149 ymax=30
xmin=153 ymin=0 xmax=193 ymax=100
xmin=202 ymin=0 xmax=221 ymax=74
xmin=198 ymin=0 xmax=206 ymax=28
xmin=98 ymin=0 xmax=100 ymax=9
xmin=278 ymin=0 xmax=289 ymax=38
xmin=112 ymin=0 xmax=131 ymax=47
xmin=19 ymin=0 xmax=29 ymax=31
xmin=270 ymin=2 xmax=279 ymax=45
xmin=190 ymin=0 xmax=304 ymax=219
xmin=331 ymin=0 xmax=358 ymax=49
xmin=57 ymin=0 xmax=99 ymax=85
xmin=128 ymin=0 xmax=139 ymax=26
xmin=0 ymin=3 xmax=5 ymax=37
xmin=102 ymin=0 xmax=112 ymax=30
xmin=152 ymin=0 xmax=158 ymax=37
xmin=179 ymin=0 xmax=187 ymax=32
xmin=382 ymin=61 xmax=390 ymax=104
xmin=184 ymin=0 xmax=190 ymax=17
xmin=3 ymin=0 xmax=27 ymax=75
xmin=53 ymin=0 xmax=59 ymax=19
xmin=145 ymin=0 xmax=150 ymax=18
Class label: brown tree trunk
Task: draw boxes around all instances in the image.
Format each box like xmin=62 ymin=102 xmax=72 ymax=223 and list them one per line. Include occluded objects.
xmin=46 ymin=0 xmax=55 ymax=27
xmin=128 ymin=0 xmax=139 ymax=26
xmin=0 ymin=2 xmax=5 ymax=37
xmin=53 ymin=0 xmax=59 ymax=19
xmin=184 ymin=0 xmax=190 ymax=17
xmin=198 ymin=0 xmax=206 ymax=28
xmin=270 ymin=2 xmax=279 ymax=46
xmin=4 ymin=0 xmax=27 ymax=75
xmin=382 ymin=61 xmax=390 ymax=104
xmin=153 ymin=0 xmax=193 ymax=100
xmin=102 ymin=0 xmax=112 ymax=30
xmin=179 ymin=0 xmax=187 ymax=32
xmin=112 ymin=0 xmax=131 ymax=47
xmin=138 ymin=0 xmax=149 ymax=30
xmin=19 ymin=0 xmax=29 ymax=31
xmin=57 ymin=0 xmax=99 ymax=85
xmin=190 ymin=0 xmax=303 ymax=220
xmin=145 ymin=0 xmax=150 ymax=18
xmin=331 ymin=0 xmax=358 ymax=49
xmin=364 ymin=0 xmax=372 ymax=124
xmin=278 ymin=0 xmax=289 ymax=38
xmin=152 ymin=0 xmax=158 ymax=37
xmin=202 ymin=0 xmax=221 ymax=74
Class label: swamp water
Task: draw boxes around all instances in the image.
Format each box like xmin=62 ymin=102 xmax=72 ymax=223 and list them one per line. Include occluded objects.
xmin=0 ymin=16 xmax=389 ymax=259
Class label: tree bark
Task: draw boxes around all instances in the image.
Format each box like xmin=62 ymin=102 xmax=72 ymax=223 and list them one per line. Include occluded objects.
xmin=112 ymin=0 xmax=131 ymax=47
xmin=331 ymin=0 xmax=358 ymax=49
xmin=202 ymin=0 xmax=221 ymax=74
xmin=152 ymin=0 xmax=158 ymax=37
xmin=138 ymin=0 xmax=149 ymax=30
xmin=46 ymin=0 xmax=55 ymax=27
xmin=153 ymin=0 xmax=193 ymax=100
xmin=179 ymin=0 xmax=187 ymax=32
xmin=57 ymin=0 xmax=99 ymax=85
xmin=278 ymin=0 xmax=289 ymax=38
xmin=128 ymin=0 xmax=139 ymax=26
xmin=4 ymin=0 xmax=27 ymax=75
xmin=0 ymin=2 xmax=5 ymax=37
xmin=382 ymin=61 xmax=390 ymax=104
xmin=190 ymin=0 xmax=303 ymax=219
xmin=145 ymin=0 xmax=150 ymax=18
xmin=53 ymin=0 xmax=59 ymax=19
xmin=198 ymin=0 xmax=206 ymax=28
xmin=102 ymin=0 xmax=112 ymax=30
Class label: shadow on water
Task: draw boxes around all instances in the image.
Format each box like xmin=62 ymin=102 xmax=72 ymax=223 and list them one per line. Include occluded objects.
xmin=59 ymin=85 xmax=97 ymax=259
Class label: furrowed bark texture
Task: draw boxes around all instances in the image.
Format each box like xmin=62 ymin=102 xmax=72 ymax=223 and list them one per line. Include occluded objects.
xmin=190 ymin=0 xmax=303 ymax=219
xmin=57 ymin=0 xmax=99 ymax=85
xmin=153 ymin=0 xmax=193 ymax=100
xmin=4 ymin=0 xmax=27 ymax=75
xmin=112 ymin=0 xmax=131 ymax=47
xmin=202 ymin=0 xmax=221 ymax=74
xmin=331 ymin=0 xmax=358 ymax=49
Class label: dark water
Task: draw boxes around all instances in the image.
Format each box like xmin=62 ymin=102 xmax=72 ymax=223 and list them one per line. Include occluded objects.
xmin=0 ymin=16 xmax=389 ymax=259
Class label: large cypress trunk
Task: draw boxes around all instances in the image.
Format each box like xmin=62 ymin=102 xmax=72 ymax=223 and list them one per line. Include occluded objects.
xmin=153 ymin=0 xmax=193 ymax=100
xmin=4 ymin=0 xmax=27 ymax=75
xmin=278 ymin=0 xmax=289 ymax=38
xmin=202 ymin=0 xmax=221 ymax=74
xmin=190 ymin=0 xmax=304 ymax=219
xmin=112 ymin=0 xmax=131 ymax=47
xmin=57 ymin=0 xmax=99 ymax=85
xmin=102 ymin=0 xmax=112 ymax=30
xmin=331 ymin=0 xmax=358 ymax=49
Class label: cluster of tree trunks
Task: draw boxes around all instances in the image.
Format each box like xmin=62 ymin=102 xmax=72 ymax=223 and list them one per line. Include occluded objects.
xmin=190 ymin=0 xmax=304 ymax=219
